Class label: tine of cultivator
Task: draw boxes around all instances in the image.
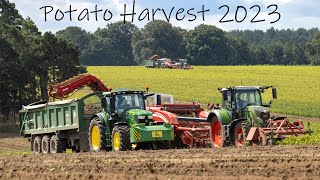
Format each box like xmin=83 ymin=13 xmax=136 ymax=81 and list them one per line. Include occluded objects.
xmin=246 ymin=127 xmax=259 ymax=141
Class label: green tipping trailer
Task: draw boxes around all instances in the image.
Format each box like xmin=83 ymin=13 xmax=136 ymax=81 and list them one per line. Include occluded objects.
xmin=20 ymin=90 xmax=174 ymax=154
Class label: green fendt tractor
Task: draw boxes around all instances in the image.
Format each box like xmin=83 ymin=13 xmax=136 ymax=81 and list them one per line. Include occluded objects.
xmin=207 ymin=86 xmax=278 ymax=147
xmin=20 ymin=90 xmax=174 ymax=153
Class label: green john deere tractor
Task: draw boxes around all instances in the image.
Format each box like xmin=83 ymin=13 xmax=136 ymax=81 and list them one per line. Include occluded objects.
xmin=89 ymin=89 xmax=174 ymax=151
xmin=207 ymin=86 xmax=278 ymax=147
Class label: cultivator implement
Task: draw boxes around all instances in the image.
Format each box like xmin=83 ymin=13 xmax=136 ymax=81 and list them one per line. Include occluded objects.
xmin=48 ymin=74 xmax=109 ymax=99
xmin=246 ymin=118 xmax=309 ymax=145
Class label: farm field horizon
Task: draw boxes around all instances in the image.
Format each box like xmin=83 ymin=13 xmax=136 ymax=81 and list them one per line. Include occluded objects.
xmin=86 ymin=66 xmax=320 ymax=118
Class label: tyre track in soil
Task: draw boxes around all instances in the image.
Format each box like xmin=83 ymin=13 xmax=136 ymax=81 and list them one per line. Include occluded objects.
xmin=0 ymin=133 xmax=29 ymax=152
xmin=1 ymin=145 xmax=320 ymax=179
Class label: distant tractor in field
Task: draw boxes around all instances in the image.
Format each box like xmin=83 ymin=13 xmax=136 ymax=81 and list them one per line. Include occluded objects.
xmin=207 ymin=86 xmax=308 ymax=147
xmin=144 ymin=55 xmax=192 ymax=69
xmin=20 ymin=89 xmax=174 ymax=154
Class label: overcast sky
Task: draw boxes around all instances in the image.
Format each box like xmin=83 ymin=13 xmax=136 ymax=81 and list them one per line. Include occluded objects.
xmin=11 ymin=0 xmax=320 ymax=33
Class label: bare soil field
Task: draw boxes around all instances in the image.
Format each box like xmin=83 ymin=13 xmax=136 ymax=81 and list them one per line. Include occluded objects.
xmin=1 ymin=133 xmax=320 ymax=179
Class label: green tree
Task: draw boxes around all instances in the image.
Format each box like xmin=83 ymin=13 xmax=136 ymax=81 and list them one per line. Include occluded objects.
xmin=251 ymin=46 xmax=268 ymax=64
xmin=56 ymin=26 xmax=91 ymax=51
xmin=185 ymin=24 xmax=229 ymax=65
xmin=132 ymin=20 xmax=185 ymax=64
xmin=81 ymin=21 xmax=137 ymax=65
xmin=227 ymin=36 xmax=251 ymax=65
xmin=306 ymin=32 xmax=320 ymax=65
xmin=267 ymin=41 xmax=284 ymax=64
xmin=0 ymin=37 xmax=19 ymax=122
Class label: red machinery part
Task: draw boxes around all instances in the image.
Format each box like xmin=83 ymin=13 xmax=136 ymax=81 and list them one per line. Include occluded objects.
xmin=148 ymin=104 xmax=211 ymax=147
xmin=246 ymin=118 xmax=307 ymax=145
xmin=48 ymin=74 xmax=108 ymax=99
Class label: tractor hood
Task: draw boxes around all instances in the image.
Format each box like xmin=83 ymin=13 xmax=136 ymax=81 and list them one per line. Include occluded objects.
xmin=127 ymin=109 xmax=153 ymax=116
xmin=247 ymin=106 xmax=270 ymax=126
xmin=126 ymin=109 xmax=154 ymax=126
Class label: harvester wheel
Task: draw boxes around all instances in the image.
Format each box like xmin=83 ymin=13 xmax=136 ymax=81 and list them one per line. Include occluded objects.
xmin=210 ymin=117 xmax=224 ymax=148
xmin=41 ymin=135 xmax=51 ymax=154
xmin=88 ymin=118 xmax=107 ymax=152
xmin=33 ymin=136 xmax=42 ymax=154
xmin=50 ymin=135 xmax=66 ymax=153
xmin=111 ymin=125 xmax=130 ymax=151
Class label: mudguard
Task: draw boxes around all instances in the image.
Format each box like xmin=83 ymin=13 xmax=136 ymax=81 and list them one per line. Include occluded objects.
xmin=207 ymin=109 xmax=232 ymax=125
xmin=94 ymin=112 xmax=109 ymax=125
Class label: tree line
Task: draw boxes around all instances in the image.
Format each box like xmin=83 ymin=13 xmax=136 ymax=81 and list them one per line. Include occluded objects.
xmin=0 ymin=0 xmax=85 ymax=123
xmin=57 ymin=21 xmax=320 ymax=66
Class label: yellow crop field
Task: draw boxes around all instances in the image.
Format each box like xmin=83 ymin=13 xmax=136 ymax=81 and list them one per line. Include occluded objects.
xmin=86 ymin=66 xmax=320 ymax=118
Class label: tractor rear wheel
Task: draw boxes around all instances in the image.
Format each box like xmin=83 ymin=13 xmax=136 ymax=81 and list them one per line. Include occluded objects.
xmin=112 ymin=125 xmax=130 ymax=151
xmin=234 ymin=121 xmax=245 ymax=147
xmin=33 ymin=136 xmax=42 ymax=154
xmin=88 ymin=118 xmax=107 ymax=152
xmin=50 ymin=135 xmax=66 ymax=153
xmin=210 ymin=117 xmax=224 ymax=148
xmin=41 ymin=135 xmax=51 ymax=154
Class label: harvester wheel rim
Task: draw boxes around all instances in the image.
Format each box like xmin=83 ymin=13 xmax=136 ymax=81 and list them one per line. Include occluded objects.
xmin=212 ymin=121 xmax=223 ymax=147
xmin=91 ymin=125 xmax=100 ymax=150
xmin=235 ymin=128 xmax=244 ymax=146
xmin=113 ymin=132 xmax=121 ymax=151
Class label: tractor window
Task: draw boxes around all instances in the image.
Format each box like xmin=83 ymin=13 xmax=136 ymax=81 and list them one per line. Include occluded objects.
xmin=222 ymin=91 xmax=232 ymax=110
xmin=105 ymin=97 xmax=110 ymax=113
xmin=236 ymin=90 xmax=262 ymax=109
xmin=115 ymin=94 xmax=145 ymax=115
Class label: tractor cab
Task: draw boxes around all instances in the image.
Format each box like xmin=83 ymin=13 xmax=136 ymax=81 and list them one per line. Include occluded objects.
xmin=220 ymin=86 xmax=277 ymax=126
xmin=102 ymin=90 xmax=153 ymax=124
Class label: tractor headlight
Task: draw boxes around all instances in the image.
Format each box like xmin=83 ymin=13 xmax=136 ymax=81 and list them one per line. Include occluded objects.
xmin=138 ymin=116 xmax=145 ymax=120
xmin=148 ymin=115 xmax=153 ymax=119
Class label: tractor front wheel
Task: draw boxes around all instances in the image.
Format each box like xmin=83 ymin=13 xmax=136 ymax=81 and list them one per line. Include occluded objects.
xmin=210 ymin=117 xmax=224 ymax=148
xmin=111 ymin=125 xmax=130 ymax=151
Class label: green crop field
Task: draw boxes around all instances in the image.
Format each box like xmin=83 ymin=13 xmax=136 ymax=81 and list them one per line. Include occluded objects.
xmin=86 ymin=66 xmax=320 ymax=118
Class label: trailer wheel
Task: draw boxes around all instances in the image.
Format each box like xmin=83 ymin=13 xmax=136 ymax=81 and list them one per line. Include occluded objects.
xmin=112 ymin=125 xmax=130 ymax=151
xmin=33 ymin=136 xmax=42 ymax=154
xmin=88 ymin=118 xmax=107 ymax=152
xmin=50 ymin=135 xmax=66 ymax=153
xmin=41 ymin=135 xmax=51 ymax=154
xmin=210 ymin=117 xmax=224 ymax=148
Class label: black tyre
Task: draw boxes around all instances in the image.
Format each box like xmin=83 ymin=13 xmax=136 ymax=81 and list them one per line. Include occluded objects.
xmin=210 ymin=117 xmax=224 ymax=148
xmin=111 ymin=125 xmax=131 ymax=151
xmin=33 ymin=136 xmax=42 ymax=154
xmin=41 ymin=135 xmax=51 ymax=154
xmin=50 ymin=135 xmax=66 ymax=153
xmin=88 ymin=117 xmax=107 ymax=152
